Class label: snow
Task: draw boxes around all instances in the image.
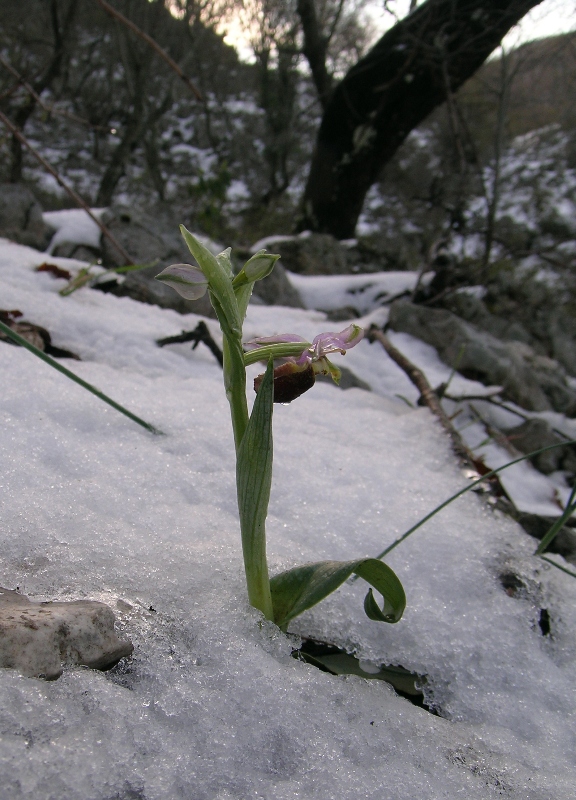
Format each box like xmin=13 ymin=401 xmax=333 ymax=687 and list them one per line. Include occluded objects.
xmin=287 ymin=270 xmax=428 ymax=314
xmin=1 ymin=236 xmax=576 ymax=799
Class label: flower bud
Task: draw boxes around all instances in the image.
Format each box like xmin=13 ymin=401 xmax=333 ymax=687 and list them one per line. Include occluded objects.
xmin=155 ymin=264 xmax=208 ymax=300
xmin=242 ymin=251 xmax=280 ymax=282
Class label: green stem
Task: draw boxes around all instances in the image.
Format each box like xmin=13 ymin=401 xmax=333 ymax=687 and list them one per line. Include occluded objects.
xmin=539 ymin=555 xmax=576 ymax=579
xmin=0 ymin=319 xmax=162 ymax=435
xmin=223 ymin=337 xmax=249 ymax=452
xmin=243 ymin=342 xmax=311 ymax=367
xmin=211 ymin=296 xmax=273 ymax=619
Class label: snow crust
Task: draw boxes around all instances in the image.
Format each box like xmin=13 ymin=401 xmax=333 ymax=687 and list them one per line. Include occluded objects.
xmin=1 ymin=238 xmax=576 ymax=799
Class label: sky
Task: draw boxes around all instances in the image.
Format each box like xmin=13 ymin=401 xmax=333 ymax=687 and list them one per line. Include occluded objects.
xmin=366 ymin=0 xmax=576 ymax=48
xmin=221 ymin=0 xmax=576 ymax=61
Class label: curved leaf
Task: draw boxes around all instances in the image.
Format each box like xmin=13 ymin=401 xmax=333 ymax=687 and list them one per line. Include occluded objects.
xmin=270 ymin=558 xmax=405 ymax=629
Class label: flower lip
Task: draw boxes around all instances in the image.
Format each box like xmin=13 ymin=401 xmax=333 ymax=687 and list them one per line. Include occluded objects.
xmin=300 ymin=324 xmax=364 ymax=364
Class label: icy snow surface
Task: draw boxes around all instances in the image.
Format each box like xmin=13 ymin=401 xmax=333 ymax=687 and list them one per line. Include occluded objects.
xmin=1 ymin=238 xmax=576 ymax=799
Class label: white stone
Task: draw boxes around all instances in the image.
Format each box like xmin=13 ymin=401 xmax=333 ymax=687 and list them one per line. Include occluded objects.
xmin=0 ymin=587 xmax=133 ymax=680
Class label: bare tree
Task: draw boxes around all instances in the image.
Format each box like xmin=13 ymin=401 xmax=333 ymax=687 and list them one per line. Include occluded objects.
xmin=296 ymin=0 xmax=544 ymax=238
xmin=0 ymin=0 xmax=79 ymax=182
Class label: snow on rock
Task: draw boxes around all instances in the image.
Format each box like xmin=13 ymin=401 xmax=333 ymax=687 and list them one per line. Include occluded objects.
xmin=1 ymin=238 xmax=576 ymax=798
xmin=43 ymin=208 xmax=107 ymax=254
xmin=287 ymin=270 xmax=428 ymax=314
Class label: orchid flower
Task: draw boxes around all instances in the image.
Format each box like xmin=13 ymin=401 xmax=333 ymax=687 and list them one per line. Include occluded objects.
xmin=156 ymin=227 xmax=405 ymax=631
xmin=245 ymin=324 xmax=364 ymax=402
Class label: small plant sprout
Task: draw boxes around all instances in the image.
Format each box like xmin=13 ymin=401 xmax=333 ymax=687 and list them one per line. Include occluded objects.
xmin=156 ymin=227 xmax=406 ymax=631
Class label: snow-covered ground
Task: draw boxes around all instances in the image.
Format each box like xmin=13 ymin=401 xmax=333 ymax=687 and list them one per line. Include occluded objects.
xmin=1 ymin=231 xmax=576 ymax=799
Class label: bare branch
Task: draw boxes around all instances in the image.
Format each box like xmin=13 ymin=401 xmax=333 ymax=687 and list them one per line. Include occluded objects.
xmin=0 ymin=109 xmax=133 ymax=265
xmin=93 ymin=0 xmax=203 ymax=102
xmin=0 ymin=54 xmax=113 ymax=133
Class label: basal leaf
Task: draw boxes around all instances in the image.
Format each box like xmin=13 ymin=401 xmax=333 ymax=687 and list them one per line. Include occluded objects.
xmin=270 ymin=558 xmax=406 ymax=629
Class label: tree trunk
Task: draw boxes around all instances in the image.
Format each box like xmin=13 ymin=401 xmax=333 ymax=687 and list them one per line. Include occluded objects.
xmin=297 ymin=0 xmax=543 ymax=238
xmin=296 ymin=0 xmax=333 ymax=109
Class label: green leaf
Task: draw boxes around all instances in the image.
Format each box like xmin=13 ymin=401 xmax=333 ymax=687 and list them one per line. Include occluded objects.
xmin=270 ymin=557 xmax=406 ymax=629
xmin=236 ymin=359 xmax=274 ymax=619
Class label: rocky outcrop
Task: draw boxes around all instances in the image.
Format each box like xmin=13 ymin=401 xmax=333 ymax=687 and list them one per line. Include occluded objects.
xmin=388 ymin=301 xmax=576 ymax=415
xmin=502 ymin=418 xmax=576 ymax=475
xmin=0 ymin=184 xmax=53 ymax=250
xmin=0 ymin=586 xmax=133 ymax=680
xmin=97 ymin=208 xmax=304 ymax=312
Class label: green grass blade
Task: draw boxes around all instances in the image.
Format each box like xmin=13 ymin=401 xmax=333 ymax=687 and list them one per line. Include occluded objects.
xmin=539 ymin=555 xmax=576 ymax=579
xmin=535 ymin=484 xmax=576 ymax=555
xmin=0 ymin=319 xmax=162 ymax=435
xmin=371 ymin=440 xmax=576 ymax=562
xmin=270 ymin=557 xmax=406 ymax=629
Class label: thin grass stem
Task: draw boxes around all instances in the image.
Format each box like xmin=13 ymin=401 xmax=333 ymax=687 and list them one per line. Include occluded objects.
xmin=535 ymin=484 xmax=576 ymax=555
xmin=539 ymin=555 xmax=576 ymax=579
xmin=370 ymin=440 xmax=576 ymax=562
xmin=0 ymin=319 xmax=162 ymax=435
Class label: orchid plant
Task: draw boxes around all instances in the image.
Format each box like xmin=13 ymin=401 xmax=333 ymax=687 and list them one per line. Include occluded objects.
xmin=156 ymin=227 xmax=406 ymax=631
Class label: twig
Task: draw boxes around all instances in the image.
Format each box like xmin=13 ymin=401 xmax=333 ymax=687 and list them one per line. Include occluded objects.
xmin=157 ymin=321 xmax=223 ymax=367
xmin=468 ymin=403 xmax=522 ymax=458
xmin=0 ymin=109 xmax=133 ymax=265
xmin=444 ymin=392 xmax=575 ymax=443
xmin=94 ymin=0 xmax=203 ymax=101
xmin=368 ymin=325 xmax=476 ymax=468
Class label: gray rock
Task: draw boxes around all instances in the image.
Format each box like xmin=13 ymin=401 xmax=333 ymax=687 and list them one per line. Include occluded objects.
xmin=0 ymin=587 xmax=133 ymax=680
xmin=442 ymin=291 xmax=533 ymax=346
xmin=52 ymin=242 xmax=101 ymax=263
xmin=252 ymin=263 xmax=304 ymax=308
xmin=98 ymin=207 xmax=215 ymax=316
xmin=100 ymin=263 xmax=214 ymax=317
xmin=388 ymin=301 xmax=576 ymax=415
xmin=254 ymin=233 xmax=351 ymax=275
xmin=101 ymin=206 xmax=194 ymax=267
xmin=0 ymin=183 xmax=53 ymax=250
xmin=503 ymin=418 xmax=576 ymax=475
